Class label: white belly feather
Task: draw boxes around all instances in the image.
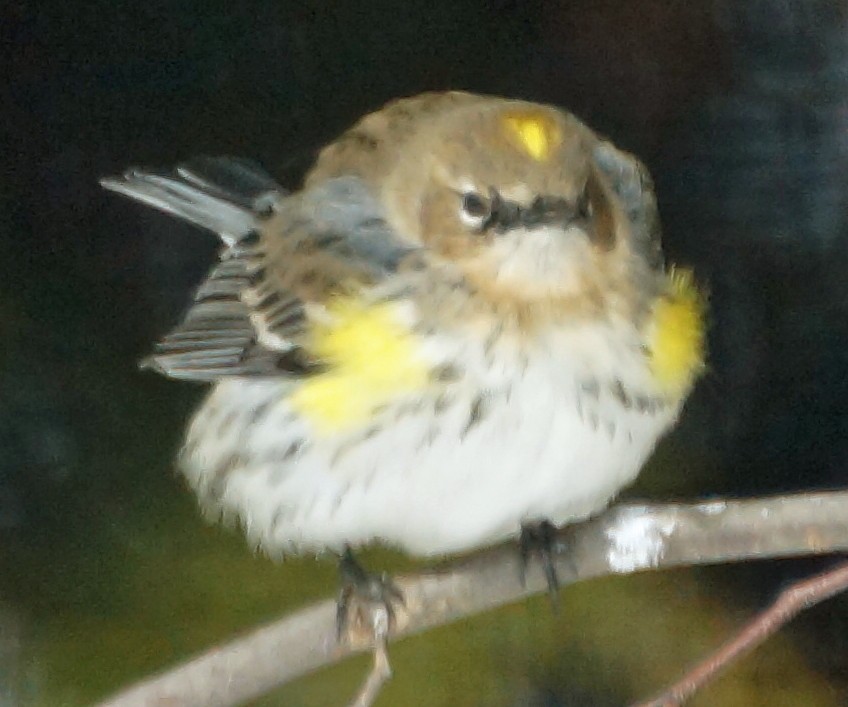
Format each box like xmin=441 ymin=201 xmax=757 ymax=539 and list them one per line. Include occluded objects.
xmin=181 ymin=325 xmax=679 ymax=557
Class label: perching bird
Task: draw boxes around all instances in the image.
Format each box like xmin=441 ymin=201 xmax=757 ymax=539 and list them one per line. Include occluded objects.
xmin=102 ymin=91 xmax=705 ymax=566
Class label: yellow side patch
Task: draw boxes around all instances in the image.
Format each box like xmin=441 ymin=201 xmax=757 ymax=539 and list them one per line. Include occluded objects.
xmin=289 ymin=298 xmax=430 ymax=434
xmin=648 ymin=267 xmax=707 ymax=399
xmin=502 ymin=111 xmax=561 ymax=162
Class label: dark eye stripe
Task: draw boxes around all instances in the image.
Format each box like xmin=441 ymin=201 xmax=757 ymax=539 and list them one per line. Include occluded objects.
xmin=460 ymin=187 xmax=602 ymax=236
xmin=485 ymin=194 xmax=583 ymax=231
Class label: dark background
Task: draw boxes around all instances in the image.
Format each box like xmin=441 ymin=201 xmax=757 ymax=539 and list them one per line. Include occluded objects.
xmin=3 ymin=1 xmax=848 ymax=704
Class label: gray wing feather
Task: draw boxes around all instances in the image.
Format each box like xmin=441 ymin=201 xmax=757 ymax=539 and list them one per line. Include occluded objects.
xmin=298 ymin=175 xmax=417 ymax=273
xmin=593 ymin=142 xmax=664 ymax=271
xmin=138 ymin=254 xmax=310 ymax=381
xmin=101 ymin=157 xmax=417 ymax=382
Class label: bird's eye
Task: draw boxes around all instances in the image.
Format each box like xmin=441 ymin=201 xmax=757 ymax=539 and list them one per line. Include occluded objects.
xmin=459 ymin=192 xmax=491 ymax=229
xmin=462 ymin=192 xmax=489 ymax=217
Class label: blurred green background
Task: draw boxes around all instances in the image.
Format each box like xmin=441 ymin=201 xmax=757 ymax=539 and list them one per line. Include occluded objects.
xmin=3 ymin=1 xmax=848 ymax=705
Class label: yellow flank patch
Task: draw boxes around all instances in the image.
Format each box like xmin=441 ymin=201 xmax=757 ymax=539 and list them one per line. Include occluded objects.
xmin=648 ymin=267 xmax=707 ymax=399
xmin=502 ymin=111 xmax=561 ymax=162
xmin=289 ymin=297 xmax=430 ymax=434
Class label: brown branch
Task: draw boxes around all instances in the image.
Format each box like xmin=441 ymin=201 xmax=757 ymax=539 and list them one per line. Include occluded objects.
xmin=632 ymin=559 xmax=848 ymax=707
xmin=95 ymin=490 xmax=848 ymax=707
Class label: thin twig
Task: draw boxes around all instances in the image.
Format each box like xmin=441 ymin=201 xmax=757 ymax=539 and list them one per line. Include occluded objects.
xmin=348 ymin=638 xmax=392 ymax=707
xmin=95 ymin=490 xmax=848 ymax=707
xmin=631 ymin=560 xmax=848 ymax=707
xmin=342 ymin=574 xmax=396 ymax=707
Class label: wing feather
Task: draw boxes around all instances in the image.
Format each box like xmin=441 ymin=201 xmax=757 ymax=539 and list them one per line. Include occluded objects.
xmin=101 ymin=157 xmax=419 ymax=381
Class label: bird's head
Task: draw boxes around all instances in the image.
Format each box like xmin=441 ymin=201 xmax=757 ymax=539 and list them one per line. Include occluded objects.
xmin=309 ymin=93 xmax=666 ymax=321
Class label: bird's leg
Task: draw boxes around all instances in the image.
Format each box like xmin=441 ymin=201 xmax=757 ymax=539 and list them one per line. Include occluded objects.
xmin=518 ymin=520 xmax=568 ymax=608
xmin=336 ymin=546 xmax=404 ymax=645
xmin=337 ymin=548 xmax=404 ymax=707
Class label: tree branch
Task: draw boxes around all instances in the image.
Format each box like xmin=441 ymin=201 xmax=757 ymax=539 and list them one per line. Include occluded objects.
xmin=631 ymin=559 xmax=848 ymax=707
xmin=95 ymin=490 xmax=848 ymax=707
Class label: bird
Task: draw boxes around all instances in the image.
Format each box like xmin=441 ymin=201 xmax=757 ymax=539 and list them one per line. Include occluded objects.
xmin=101 ymin=91 xmax=705 ymax=582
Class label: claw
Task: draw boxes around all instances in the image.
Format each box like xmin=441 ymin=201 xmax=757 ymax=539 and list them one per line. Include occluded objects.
xmin=519 ymin=520 xmax=566 ymax=608
xmin=336 ymin=547 xmax=404 ymax=646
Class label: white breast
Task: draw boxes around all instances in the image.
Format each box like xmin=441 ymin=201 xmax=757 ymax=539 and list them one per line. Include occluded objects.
xmin=181 ymin=323 xmax=680 ymax=558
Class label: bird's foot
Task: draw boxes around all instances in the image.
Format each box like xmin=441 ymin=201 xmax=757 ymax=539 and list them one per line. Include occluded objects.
xmin=518 ymin=520 xmax=569 ymax=608
xmin=336 ymin=546 xmax=404 ymax=647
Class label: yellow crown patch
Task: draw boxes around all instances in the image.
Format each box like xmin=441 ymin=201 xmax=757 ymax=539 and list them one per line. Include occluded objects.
xmin=502 ymin=111 xmax=561 ymax=161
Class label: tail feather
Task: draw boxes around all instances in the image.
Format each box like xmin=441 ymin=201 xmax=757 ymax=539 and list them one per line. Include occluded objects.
xmin=101 ymin=156 xmax=313 ymax=380
xmin=100 ymin=156 xmax=285 ymax=247
xmin=176 ymin=156 xmax=282 ymax=209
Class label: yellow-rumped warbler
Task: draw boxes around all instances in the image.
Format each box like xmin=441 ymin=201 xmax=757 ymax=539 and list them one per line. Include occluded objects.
xmin=102 ymin=91 xmax=705 ymax=561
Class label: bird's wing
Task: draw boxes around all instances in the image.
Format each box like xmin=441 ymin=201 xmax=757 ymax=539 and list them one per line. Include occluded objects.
xmin=592 ymin=142 xmax=663 ymax=271
xmin=101 ymin=156 xmax=420 ymax=381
